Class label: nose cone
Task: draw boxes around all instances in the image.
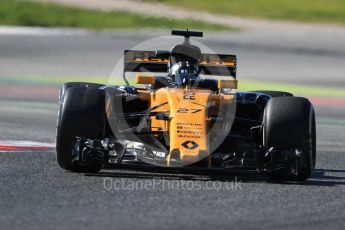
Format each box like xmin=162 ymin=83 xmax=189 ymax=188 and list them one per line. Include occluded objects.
xmin=163 ymin=88 xmax=212 ymax=165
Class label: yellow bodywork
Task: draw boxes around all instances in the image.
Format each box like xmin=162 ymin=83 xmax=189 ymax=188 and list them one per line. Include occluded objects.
xmin=136 ymin=75 xmax=235 ymax=165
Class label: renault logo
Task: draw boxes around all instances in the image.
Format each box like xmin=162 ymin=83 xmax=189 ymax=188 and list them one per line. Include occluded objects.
xmin=181 ymin=141 xmax=199 ymax=150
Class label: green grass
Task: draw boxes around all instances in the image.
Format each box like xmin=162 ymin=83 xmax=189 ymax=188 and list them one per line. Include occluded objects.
xmin=1 ymin=76 xmax=345 ymax=98
xmin=0 ymin=0 xmax=231 ymax=30
xmin=144 ymin=0 xmax=345 ymax=25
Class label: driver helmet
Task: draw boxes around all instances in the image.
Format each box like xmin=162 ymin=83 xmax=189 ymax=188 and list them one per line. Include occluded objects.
xmin=169 ymin=62 xmax=200 ymax=87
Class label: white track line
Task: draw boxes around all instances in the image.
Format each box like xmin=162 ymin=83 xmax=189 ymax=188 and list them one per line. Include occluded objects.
xmin=0 ymin=26 xmax=89 ymax=36
xmin=0 ymin=140 xmax=55 ymax=147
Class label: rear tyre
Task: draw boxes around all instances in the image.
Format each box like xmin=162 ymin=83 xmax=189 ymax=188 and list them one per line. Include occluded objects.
xmin=252 ymin=90 xmax=293 ymax=97
xmin=263 ymin=97 xmax=316 ymax=181
xmin=56 ymin=84 xmax=106 ymax=172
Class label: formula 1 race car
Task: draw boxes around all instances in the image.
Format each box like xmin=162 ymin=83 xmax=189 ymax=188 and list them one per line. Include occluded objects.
xmin=56 ymin=30 xmax=316 ymax=181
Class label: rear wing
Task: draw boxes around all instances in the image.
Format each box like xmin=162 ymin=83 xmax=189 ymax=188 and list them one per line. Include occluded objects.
xmin=124 ymin=50 xmax=237 ymax=78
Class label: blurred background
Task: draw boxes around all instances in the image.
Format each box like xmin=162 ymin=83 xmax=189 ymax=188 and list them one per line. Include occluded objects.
xmin=1 ymin=1 xmax=345 ymax=97
xmin=1 ymin=1 xmax=345 ymax=229
xmin=1 ymin=0 xmax=345 ymax=142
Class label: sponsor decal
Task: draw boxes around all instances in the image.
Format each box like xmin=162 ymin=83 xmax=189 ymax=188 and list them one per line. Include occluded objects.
xmin=176 ymin=122 xmax=203 ymax=139
xmin=181 ymin=141 xmax=199 ymax=150
xmin=152 ymin=150 xmax=166 ymax=158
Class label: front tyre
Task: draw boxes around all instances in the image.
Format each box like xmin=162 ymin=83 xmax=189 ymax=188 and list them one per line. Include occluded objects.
xmin=263 ymin=97 xmax=316 ymax=181
xmin=56 ymin=85 xmax=106 ymax=172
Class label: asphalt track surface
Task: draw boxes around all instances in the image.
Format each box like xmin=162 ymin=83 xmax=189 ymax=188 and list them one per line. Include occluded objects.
xmin=1 ymin=30 xmax=345 ymax=229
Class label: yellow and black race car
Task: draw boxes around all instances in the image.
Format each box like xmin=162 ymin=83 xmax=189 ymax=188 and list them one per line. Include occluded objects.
xmin=56 ymin=30 xmax=316 ymax=181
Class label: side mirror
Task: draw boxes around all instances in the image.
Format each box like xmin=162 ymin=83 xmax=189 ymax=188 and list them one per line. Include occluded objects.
xmin=136 ymin=74 xmax=156 ymax=85
xmin=218 ymin=79 xmax=238 ymax=89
